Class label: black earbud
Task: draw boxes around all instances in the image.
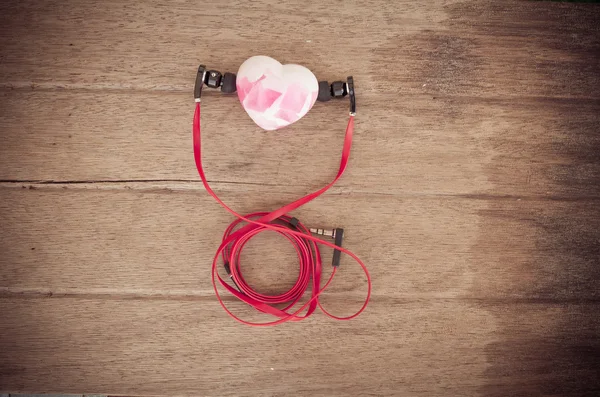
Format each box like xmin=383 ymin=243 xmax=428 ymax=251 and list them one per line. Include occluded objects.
xmin=317 ymin=79 xmax=350 ymax=100
xmin=205 ymin=70 xmax=222 ymax=88
xmin=317 ymin=81 xmax=332 ymax=102
xmin=194 ymin=65 xmax=237 ymax=101
xmin=221 ymin=72 xmax=237 ymax=93
xmin=317 ymin=77 xmax=356 ymax=114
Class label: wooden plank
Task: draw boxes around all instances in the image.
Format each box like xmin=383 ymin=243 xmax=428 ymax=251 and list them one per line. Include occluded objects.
xmin=0 ymin=0 xmax=444 ymax=90
xmin=400 ymin=1 xmax=600 ymax=99
xmin=0 ymin=297 xmax=598 ymax=396
xmin=1 ymin=0 xmax=598 ymax=195
xmin=0 ymin=185 xmax=481 ymax=299
xmin=9 ymin=394 xmax=83 ymax=397
xmin=1 ymin=186 xmax=599 ymax=301
xmin=0 ymin=1 xmax=598 ymax=99
xmin=1 ymin=90 xmax=599 ymax=198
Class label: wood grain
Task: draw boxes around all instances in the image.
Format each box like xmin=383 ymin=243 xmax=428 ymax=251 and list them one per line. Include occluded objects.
xmin=1 ymin=298 xmax=598 ymax=396
xmin=0 ymin=185 xmax=480 ymax=299
xmin=1 ymin=91 xmax=599 ymax=199
xmin=3 ymin=297 xmax=596 ymax=397
xmin=0 ymin=0 xmax=599 ymax=396
xmin=1 ymin=186 xmax=599 ymax=301
xmin=0 ymin=1 xmax=598 ymax=97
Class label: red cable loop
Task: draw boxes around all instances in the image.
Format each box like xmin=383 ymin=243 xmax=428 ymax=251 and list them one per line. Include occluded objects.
xmin=193 ymin=102 xmax=371 ymax=326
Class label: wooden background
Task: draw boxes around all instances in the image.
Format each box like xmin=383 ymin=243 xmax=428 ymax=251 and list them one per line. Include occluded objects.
xmin=1 ymin=0 xmax=599 ymax=396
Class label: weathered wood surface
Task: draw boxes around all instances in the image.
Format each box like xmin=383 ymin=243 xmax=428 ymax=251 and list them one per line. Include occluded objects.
xmin=1 ymin=0 xmax=599 ymax=396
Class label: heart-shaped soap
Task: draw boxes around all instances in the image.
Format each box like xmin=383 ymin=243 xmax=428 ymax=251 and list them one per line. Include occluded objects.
xmin=236 ymin=55 xmax=319 ymax=131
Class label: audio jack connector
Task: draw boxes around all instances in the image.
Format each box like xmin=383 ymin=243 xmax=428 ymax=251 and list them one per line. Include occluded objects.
xmin=310 ymin=227 xmax=345 ymax=267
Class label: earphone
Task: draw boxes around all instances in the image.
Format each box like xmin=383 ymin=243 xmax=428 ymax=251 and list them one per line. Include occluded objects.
xmin=194 ymin=63 xmax=356 ymax=115
xmin=192 ymin=56 xmax=370 ymax=326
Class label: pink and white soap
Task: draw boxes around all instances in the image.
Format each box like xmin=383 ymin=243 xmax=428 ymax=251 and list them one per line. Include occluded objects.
xmin=236 ymin=56 xmax=319 ymax=131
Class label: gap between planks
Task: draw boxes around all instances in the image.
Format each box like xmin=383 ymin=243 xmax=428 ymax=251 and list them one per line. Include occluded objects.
xmin=2 ymin=288 xmax=599 ymax=304
xmin=1 ymin=180 xmax=599 ymax=202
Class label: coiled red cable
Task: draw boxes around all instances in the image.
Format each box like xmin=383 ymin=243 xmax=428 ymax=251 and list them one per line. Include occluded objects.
xmin=193 ymin=102 xmax=371 ymax=326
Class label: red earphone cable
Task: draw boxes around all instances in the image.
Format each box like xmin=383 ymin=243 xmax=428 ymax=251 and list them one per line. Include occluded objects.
xmin=193 ymin=102 xmax=371 ymax=326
